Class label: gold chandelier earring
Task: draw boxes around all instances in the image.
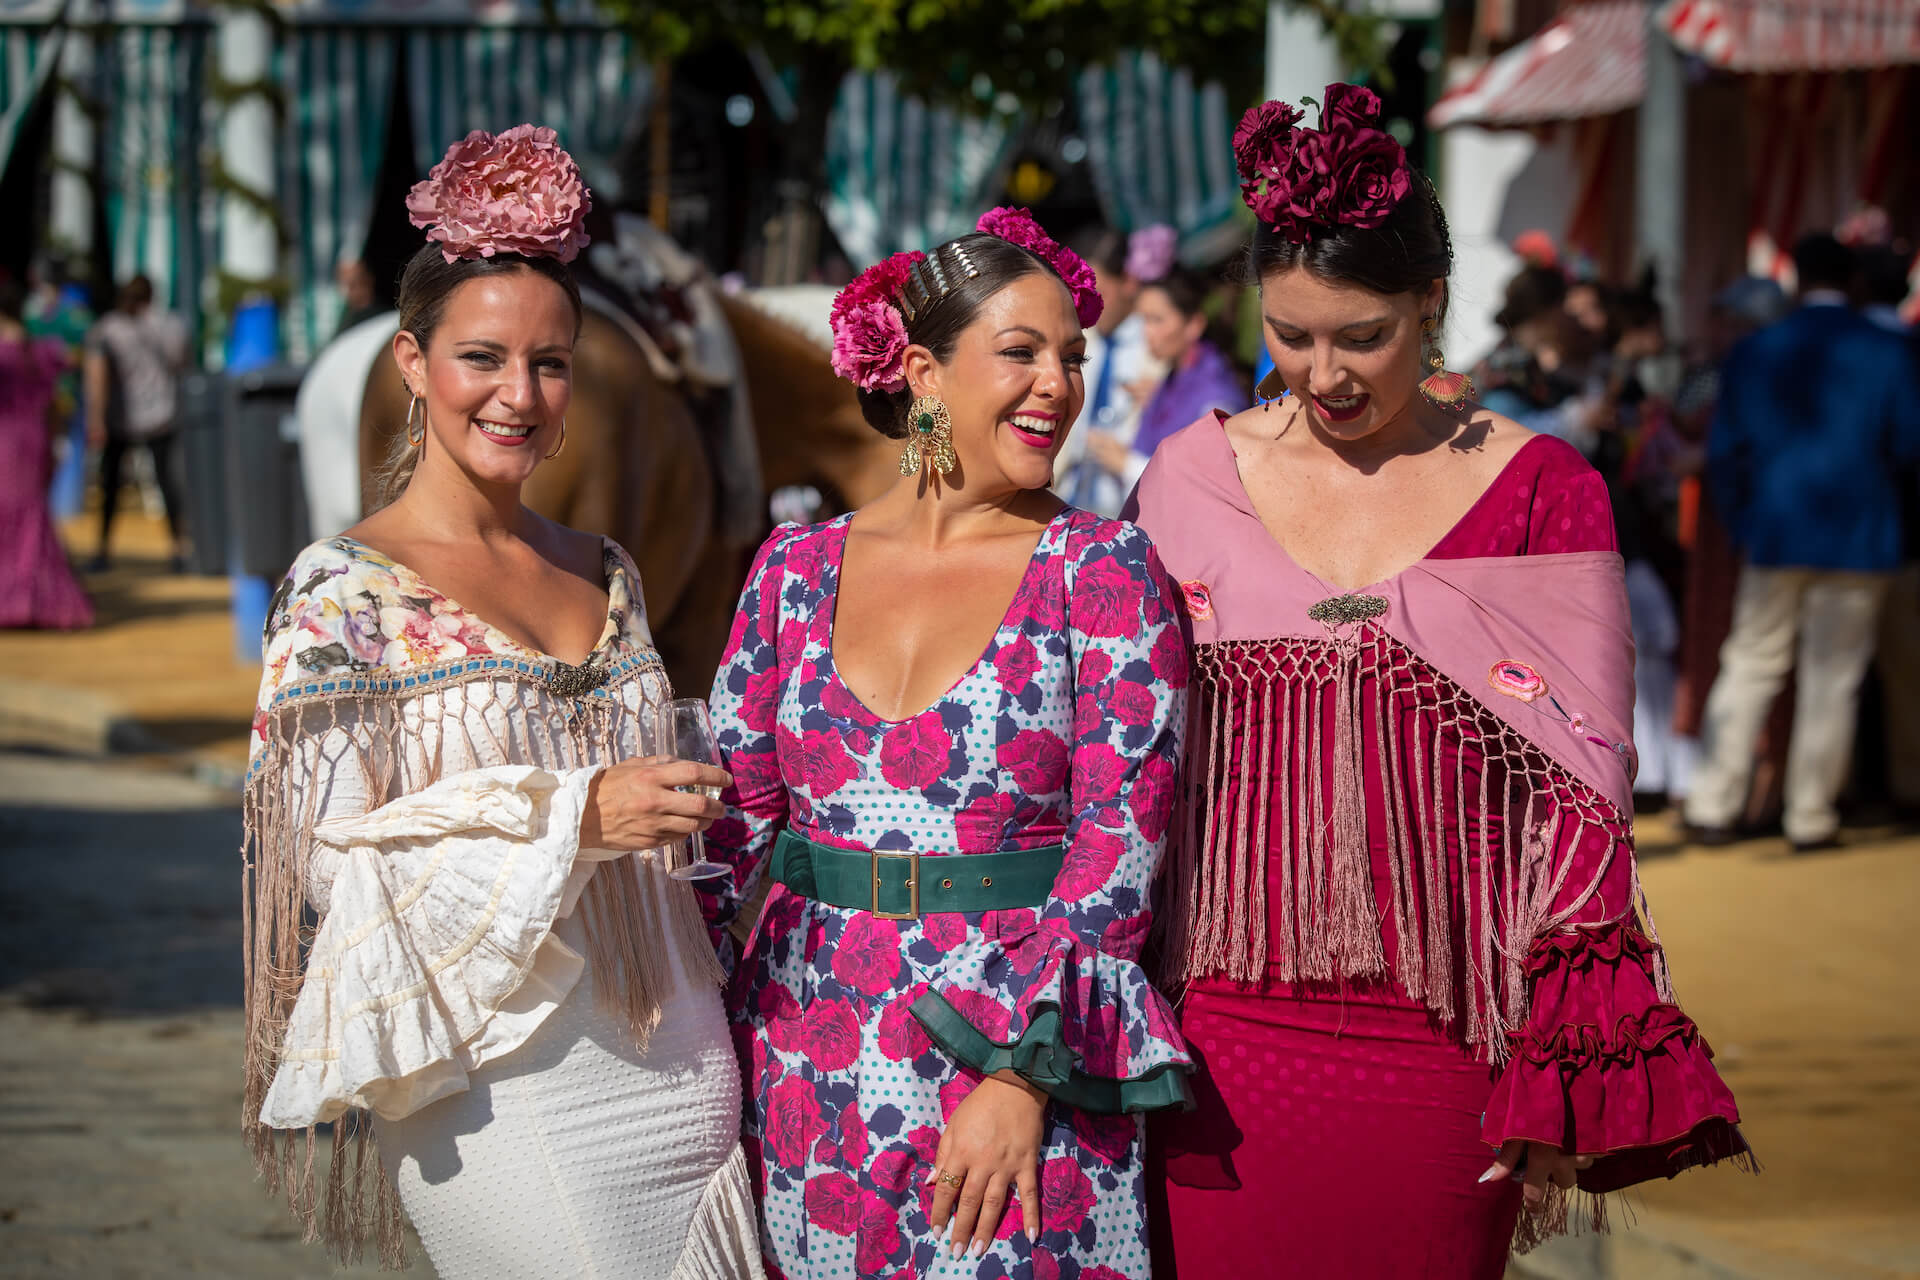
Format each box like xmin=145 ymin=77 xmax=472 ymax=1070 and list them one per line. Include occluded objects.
xmin=405 ymin=390 xmax=425 ymax=446
xmin=544 ymin=418 xmax=567 ymax=460
xmin=900 ymin=394 xmax=956 ymax=477
xmin=1418 ymin=316 xmax=1474 ymax=410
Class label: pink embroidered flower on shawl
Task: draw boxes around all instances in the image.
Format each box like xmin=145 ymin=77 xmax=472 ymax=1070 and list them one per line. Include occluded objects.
xmin=1489 ymin=659 xmax=1549 ymax=702
xmin=1179 ymin=580 xmax=1214 ymax=621
xmin=405 ymin=124 xmax=591 ymax=264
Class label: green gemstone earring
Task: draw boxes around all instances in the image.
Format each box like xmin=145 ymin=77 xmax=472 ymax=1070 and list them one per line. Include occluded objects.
xmin=900 ymin=394 xmax=957 ymax=477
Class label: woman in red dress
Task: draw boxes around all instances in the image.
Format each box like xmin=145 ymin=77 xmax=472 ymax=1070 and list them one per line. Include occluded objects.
xmin=1127 ymin=85 xmax=1749 ymax=1278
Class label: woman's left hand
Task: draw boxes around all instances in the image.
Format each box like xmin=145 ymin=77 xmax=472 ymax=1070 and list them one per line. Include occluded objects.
xmin=927 ymin=1071 xmax=1046 ymax=1258
xmin=1483 ymin=1139 xmax=1597 ymax=1205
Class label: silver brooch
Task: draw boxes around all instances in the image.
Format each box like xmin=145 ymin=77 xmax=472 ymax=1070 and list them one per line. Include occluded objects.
xmin=546 ymin=659 xmax=609 ymax=698
xmin=1307 ymin=593 xmax=1389 ymax=627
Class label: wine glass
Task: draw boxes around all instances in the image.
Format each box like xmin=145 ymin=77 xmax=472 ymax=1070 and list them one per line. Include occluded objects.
xmin=656 ymin=697 xmax=732 ymax=882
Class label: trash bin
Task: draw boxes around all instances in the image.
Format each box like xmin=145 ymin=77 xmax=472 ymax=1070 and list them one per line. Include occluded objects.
xmin=222 ymin=362 xmax=310 ymax=581
xmin=178 ymin=370 xmax=228 ymax=578
xmin=222 ymin=363 xmax=309 ymax=662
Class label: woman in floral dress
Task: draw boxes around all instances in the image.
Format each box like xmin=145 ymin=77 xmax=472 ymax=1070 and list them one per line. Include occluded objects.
xmin=705 ymin=210 xmax=1194 ymax=1279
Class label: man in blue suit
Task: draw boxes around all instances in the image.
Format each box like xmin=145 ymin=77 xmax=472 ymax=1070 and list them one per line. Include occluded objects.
xmin=1686 ymin=234 xmax=1920 ymax=850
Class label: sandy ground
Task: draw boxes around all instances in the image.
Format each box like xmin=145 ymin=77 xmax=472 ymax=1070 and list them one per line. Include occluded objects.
xmin=3 ymin=512 xmax=1917 ymax=1278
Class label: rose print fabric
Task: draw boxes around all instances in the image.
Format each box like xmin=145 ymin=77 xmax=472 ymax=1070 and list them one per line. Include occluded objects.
xmin=705 ymin=508 xmax=1194 ymax=1279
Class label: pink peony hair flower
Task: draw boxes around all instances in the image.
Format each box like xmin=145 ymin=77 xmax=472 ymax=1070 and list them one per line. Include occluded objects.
xmin=976 ymin=207 xmax=1104 ymax=328
xmin=406 ymin=124 xmax=592 ymax=264
xmin=1125 ymin=224 xmax=1178 ymax=282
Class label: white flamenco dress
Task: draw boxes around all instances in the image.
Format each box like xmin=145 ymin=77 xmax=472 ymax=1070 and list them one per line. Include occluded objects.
xmin=242 ymin=537 xmax=762 ymax=1278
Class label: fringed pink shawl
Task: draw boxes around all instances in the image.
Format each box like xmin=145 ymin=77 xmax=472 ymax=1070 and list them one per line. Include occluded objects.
xmin=1130 ymin=416 xmax=1746 ymax=1233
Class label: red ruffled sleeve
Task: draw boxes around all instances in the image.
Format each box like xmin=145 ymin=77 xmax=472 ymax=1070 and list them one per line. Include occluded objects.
xmin=1480 ymin=797 xmax=1749 ymax=1193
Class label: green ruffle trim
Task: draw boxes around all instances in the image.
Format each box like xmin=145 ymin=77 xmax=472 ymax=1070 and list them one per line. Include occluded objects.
xmin=909 ymin=990 xmax=1194 ymax=1115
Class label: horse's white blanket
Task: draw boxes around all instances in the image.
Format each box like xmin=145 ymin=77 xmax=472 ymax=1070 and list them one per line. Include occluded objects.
xmin=295 ymin=311 xmax=400 ymax=539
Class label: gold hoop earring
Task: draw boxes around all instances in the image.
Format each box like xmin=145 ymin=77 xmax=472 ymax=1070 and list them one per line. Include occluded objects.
xmin=405 ymin=393 xmax=424 ymax=446
xmin=544 ymin=418 xmax=567 ymax=460
xmin=1418 ymin=316 xmax=1474 ymax=411
xmin=900 ymin=394 xmax=956 ymax=477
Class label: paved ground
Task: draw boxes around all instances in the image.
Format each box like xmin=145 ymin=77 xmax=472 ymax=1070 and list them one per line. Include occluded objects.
xmin=2 ymin=513 xmax=1916 ymax=1278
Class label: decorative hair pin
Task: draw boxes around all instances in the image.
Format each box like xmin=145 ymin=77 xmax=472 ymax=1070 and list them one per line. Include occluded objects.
xmin=1233 ymin=83 xmax=1412 ymax=245
xmin=827 ymin=207 xmax=1104 ymax=393
xmin=406 ymin=124 xmax=592 ymax=264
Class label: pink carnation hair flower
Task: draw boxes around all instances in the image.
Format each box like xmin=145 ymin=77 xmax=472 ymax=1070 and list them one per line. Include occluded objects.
xmin=976 ymin=206 xmax=1104 ymax=328
xmin=827 ymin=250 xmax=925 ymax=392
xmin=405 ymin=123 xmax=592 ymax=264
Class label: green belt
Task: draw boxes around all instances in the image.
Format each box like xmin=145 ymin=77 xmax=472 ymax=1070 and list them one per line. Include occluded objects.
xmin=770 ymin=829 xmax=1064 ymax=920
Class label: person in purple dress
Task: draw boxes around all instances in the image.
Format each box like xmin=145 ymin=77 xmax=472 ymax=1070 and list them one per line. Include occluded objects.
xmin=1121 ymin=268 xmax=1245 ymax=473
xmin=704 ymin=208 xmax=1194 ymax=1278
xmin=0 ymin=278 xmax=93 ymax=630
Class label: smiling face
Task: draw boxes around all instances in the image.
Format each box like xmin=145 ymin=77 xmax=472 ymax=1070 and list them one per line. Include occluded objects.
xmin=904 ymin=270 xmax=1087 ymax=494
xmin=392 ymin=268 xmax=576 ymax=491
xmin=1259 ymin=266 xmax=1443 ymax=442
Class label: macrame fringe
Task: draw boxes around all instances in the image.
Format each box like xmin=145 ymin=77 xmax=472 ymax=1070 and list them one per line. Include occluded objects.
xmin=242 ymin=662 xmax=716 ymax=1267
xmin=1163 ymin=631 xmax=1636 ymax=1067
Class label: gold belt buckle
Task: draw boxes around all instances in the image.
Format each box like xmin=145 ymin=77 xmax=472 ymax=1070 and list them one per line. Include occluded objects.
xmin=870 ymin=850 xmax=920 ymax=920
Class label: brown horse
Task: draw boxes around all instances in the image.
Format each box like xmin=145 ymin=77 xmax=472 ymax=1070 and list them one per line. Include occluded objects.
xmin=359 ymin=291 xmax=896 ymax=697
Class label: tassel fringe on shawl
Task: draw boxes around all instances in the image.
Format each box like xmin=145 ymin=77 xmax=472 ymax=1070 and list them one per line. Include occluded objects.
xmin=241 ymin=663 xmax=722 ymax=1268
xmin=1163 ymin=628 xmax=1669 ymax=1066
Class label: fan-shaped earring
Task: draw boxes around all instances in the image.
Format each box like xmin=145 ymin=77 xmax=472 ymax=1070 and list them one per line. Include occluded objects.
xmin=1418 ymin=317 xmax=1474 ymax=410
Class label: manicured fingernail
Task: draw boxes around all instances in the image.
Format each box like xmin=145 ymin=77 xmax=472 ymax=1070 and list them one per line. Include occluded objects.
xmin=1477 ymin=1166 xmax=1502 ymax=1183
xmin=925 ymin=1171 xmax=938 ymax=1186
xmin=971 ymin=1240 xmax=987 ymax=1259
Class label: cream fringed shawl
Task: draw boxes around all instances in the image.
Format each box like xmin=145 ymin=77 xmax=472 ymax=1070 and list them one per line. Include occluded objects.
xmin=242 ymin=536 xmax=721 ymax=1267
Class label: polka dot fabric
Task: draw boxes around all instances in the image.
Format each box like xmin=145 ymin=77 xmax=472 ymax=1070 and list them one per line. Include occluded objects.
xmin=706 ymin=510 xmax=1194 ymax=1279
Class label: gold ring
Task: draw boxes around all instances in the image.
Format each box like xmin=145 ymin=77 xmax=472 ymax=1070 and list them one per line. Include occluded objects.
xmin=937 ymin=1171 xmax=965 ymax=1189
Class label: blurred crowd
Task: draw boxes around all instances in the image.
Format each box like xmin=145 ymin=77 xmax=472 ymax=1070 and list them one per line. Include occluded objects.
xmin=10 ymin=212 xmax=1920 ymax=851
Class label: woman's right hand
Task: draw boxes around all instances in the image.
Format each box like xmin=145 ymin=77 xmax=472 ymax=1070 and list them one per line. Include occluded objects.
xmin=578 ymin=756 xmax=732 ymax=852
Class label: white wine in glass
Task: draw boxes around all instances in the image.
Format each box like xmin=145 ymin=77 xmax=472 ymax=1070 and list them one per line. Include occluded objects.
xmin=657 ymin=697 xmax=731 ymax=881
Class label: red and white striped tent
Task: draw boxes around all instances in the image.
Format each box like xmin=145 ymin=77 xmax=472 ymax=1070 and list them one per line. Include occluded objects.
xmin=1428 ymin=0 xmax=1647 ymax=130
xmin=1661 ymin=0 xmax=1920 ymax=72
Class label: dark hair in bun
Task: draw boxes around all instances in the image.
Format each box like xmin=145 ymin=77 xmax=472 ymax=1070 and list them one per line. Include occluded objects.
xmin=1245 ymin=173 xmax=1455 ymax=322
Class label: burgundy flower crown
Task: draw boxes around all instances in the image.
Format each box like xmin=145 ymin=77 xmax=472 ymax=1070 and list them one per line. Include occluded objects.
xmin=406 ymin=124 xmax=592 ymax=265
xmin=1234 ymin=83 xmax=1412 ymax=244
xmin=829 ymin=207 xmax=1103 ymax=393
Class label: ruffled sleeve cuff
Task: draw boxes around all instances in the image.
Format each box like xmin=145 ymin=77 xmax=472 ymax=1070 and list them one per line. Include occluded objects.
xmin=260 ymin=764 xmax=605 ymax=1127
xmin=907 ymin=908 xmax=1194 ymax=1114
xmin=1482 ymin=921 xmax=1751 ymax=1193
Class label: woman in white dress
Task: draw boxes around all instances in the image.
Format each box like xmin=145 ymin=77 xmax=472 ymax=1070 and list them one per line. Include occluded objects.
xmin=241 ymin=125 xmax=762 ymax=1278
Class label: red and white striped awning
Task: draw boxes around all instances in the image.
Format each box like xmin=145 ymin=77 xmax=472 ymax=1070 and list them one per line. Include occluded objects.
xmin=1429 ymin=1 xmax=1646 ymax=129
xmin=1661 ymin=0 xmax=1920 ymax=71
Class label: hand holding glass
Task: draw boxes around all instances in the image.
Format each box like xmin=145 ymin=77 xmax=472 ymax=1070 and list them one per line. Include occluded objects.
xmin=656 ymin=698 xmax=732 ymax=881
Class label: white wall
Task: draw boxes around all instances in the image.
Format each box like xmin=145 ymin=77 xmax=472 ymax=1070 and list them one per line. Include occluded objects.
xmin=1440 ymin=120 xmax=1574 ymax=367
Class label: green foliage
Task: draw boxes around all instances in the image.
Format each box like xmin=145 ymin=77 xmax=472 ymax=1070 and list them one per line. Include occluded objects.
xmin=598 ymin=0 xmax=1382 ymax=112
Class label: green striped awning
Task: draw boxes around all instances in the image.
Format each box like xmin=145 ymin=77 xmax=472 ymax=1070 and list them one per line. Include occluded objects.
xmin=404 ymin=27 xmax=649 ymax=194
xmin=0 ymin=23 xmax=62 ymax=182
xmin=277 ymin=27 xmax=396 ymax=362
xmin=825 ymin=71 xmax=1018 ymax=266
xmin=102 ymin=24 xmax=210 ymax=337
xmin=1077 ymin=51 xmax=1241 ymax=242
